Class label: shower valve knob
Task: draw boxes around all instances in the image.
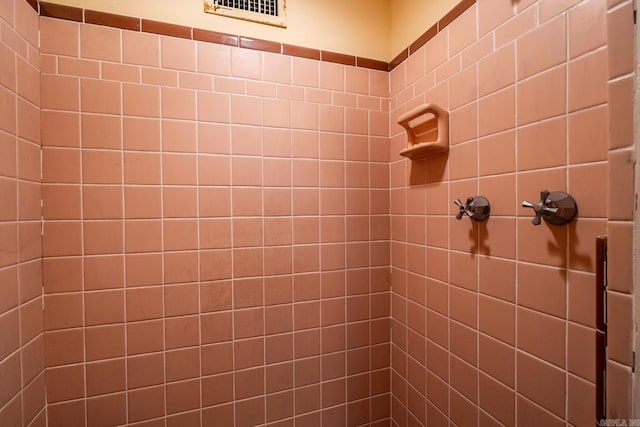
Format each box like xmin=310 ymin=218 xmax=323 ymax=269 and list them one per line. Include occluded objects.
xmin=454 ymin=198 xmax=471 ymax=220
xmin=522 ymin=190 xmax=577 ymax=226
xmin=454 ymin=196 xmax=490 ymax=222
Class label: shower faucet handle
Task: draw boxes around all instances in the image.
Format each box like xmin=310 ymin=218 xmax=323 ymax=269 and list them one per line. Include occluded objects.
xmin=454 ymin=196 xmax=490 ymax=221
xmin=454 ymin=198 xmax=471 ymax=220
xmin=522 ymin=190 xmax=576 ymax=226
xmin=522 ymin=190 xmax=555 ymax=225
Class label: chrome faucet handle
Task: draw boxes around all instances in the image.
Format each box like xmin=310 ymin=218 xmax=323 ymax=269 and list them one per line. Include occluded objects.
xmin=522 ymin=190 xmax=576 ymax=226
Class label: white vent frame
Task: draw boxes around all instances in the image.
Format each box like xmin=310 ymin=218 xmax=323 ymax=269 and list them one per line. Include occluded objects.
xmin=204 ymin=0 xmax=287 ymax=28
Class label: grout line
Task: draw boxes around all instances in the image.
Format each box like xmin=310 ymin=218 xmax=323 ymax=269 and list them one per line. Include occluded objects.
xmin=193 ymin=41 xmax=204 ymax=424
xmin=157 ymin=68 xmax=169 ymax=425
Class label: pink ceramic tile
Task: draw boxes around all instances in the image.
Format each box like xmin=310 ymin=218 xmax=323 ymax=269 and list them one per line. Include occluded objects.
xmin=449 ymin=5 xmax=478 ymax=56
xmin=608 ymin=149 xmax=634 ymax=221
xmin=231 ymin=155 xmax=261 ymax=186
xmin=58 ymin=57 xmax=100 ymax=79
xmin=478 ymin=0 xmax=515 ymax=36
xmin=607 ymin=291 xmax=634 ymax=366
xmin=606 ymin=359 xmax=633 ymax=418
xmin=517 ymin=14 xmax=566 ymax=80
xmin=16 ymin=98 xmax=39 ymax=144
xmin=478 ymin=86 xmax=515 ymax=136
xmin=123 ymin=31 xmax=160 ymax=67
xmin=568 ymin=105 xmax=608 ymax=163
xmin=198 ymin=42 xmax=230 ymax=76
xmin=262 ymin=52 xmax=291 ymax=84
xmin=179 ymin=72 xmax=212 ymax=91
xmin=81 ymin=114 xmax=122 ymax=150
xmin=290 ymin=102 xmax=319 ymax=132
xmin=215 ymin=76 xmax=245 ymax=94
xmin=231 ymin=48 xmax=261 ymax=80
xmin=82 ymin=185 xmax=123 ymax=220
xmin=449 ymin=141 xmax=478 ymax=180
xmin=516 ymin=352 xmax=566 ymax=418
xmin=161 ymin=87 xmax=195 ymax=120
xmin=607 ymin=1 xmax=634 ymax=79
xmin=479 ymin=374 xmax=516 ymax=426
xmin=161 ymin=36 xmax=196 ymax=72
xmin=462 ymin=34 xmax=494 ymax=69
xmin=231 ymin=95 xmax=262 ymax=126
xmin=263 ymin=98 xmax=291 ymax=128
xmin=81 ymin=24 xmax=121 ymax=62
xmin=162 ymin=153 xmax=197 ymax=185
xmin=539 ymin=0 xmax=581 ymax=22
xmin=81 ymin=78 xmax=121 ymax=115
xmin=197 ymin=92 xmax=230 ymax=124
xmin=123 ymin=83 xmax=160 ymax=118
xmin=569 ymin=0 xmax=607 ymax=58
xmin=319 ymin=62 xmax=345 ymax=91
xmin=0 ymin=0 xmax=13 ymax=28
xmin=608 ymin=76 xmax=634 ymax=150
xmin=39 ymin=17 xmax=79 ymax=57
xmin=425 ymin=30 xmax=448 ymax=72
xmin=41 ymin=74 xmax=79 ymax=112
xmin=15 ymin=56 xmax=39 ymax=105
xmin=478 ymin=42 xmax=515 ymax=97
xmin=449 ymin=102 xmax=477 ymax=146
xmin=346 ymin=67 xmax=368 ymax=95
xmin=435 ymin=56 xmax=461 ymax=84
xmin=517 ymin=308 xmax=566 ymax=368
xmin=568 ymin=163 xmax=607 ymax=218
xmin=142 ymin=67 xmax=178 ymax=87
xmin=292 ymin=57 xmax=318 ymax=88
xmin=161 ymin=120 xmax=196 ymax=153
xmin=517 ymin=117 xmax=567 ymax=171
xmin=0 ymin=42 xmax=15 ymax=92
xmin=567 ymin=374 xmax=596 ymax=427
xmin=449 ymin=64 xmax=477 ymax=110
xmin=607 ymin=222 xmax=633 ymax=294
xmin=82 ymin=150 xmax=123 ymax=185
xmin=568 ymin=49 xmax=608 ymax=112
xmin=516 ymin=66 xmax=566 ymax=126
xmin=495 ymin=5 xmax=536 ymax=48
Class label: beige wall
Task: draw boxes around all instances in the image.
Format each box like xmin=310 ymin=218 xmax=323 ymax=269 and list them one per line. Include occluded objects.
xmin=39 ymin=0 xmax=459 ymax=61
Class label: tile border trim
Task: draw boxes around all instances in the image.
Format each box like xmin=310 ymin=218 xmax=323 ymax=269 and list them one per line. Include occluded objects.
xmin=29 ymin=0 xmax=475 ymax=72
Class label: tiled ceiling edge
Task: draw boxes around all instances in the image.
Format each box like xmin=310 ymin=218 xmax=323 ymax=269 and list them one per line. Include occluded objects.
xmin=193 ymin=28 xmax=239 ymax=47
xmin=141 ymin=18 xmax=192 ymax=39
xmin=39 ymin=2 xmax=82 ymax=21
xmin=85 ymin=10 xmax=140 ymax=31
xmin=409 ymin=24 xmax=437 ymax=55
xmin=321 ymin=50 xmax=357 ymax=67
xmin=389 ymin=49 xmax=409 ymax=71
xmin=239 ymin=36 xmax=281 ymax=53
xmin=282 ymin=44 xmax=320 ymax=61
xmin=33 ymin=0 xmax=475 ymax=72
xmin=438 ymin=0 xmax=476 ymax=30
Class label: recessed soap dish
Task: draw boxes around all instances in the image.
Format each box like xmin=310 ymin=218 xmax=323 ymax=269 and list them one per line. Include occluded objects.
xmin=398 ymin=103 xmax=449 ymax=161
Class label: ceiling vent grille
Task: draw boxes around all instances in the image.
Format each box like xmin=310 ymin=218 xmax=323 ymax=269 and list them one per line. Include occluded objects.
xmin=217 ymin=0 xmax=278 ymax=16
xmin=204 ymin=0 xmax=286 ymax=28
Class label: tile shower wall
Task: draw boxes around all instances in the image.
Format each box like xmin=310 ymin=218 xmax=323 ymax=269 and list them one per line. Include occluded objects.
xmin=0 ymin=0 xmax=46 ymax=426
xmin=387 ymin=0 xmax=630 ymax=425
xmin=39 ymin=15 xmax=391 ymax=427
